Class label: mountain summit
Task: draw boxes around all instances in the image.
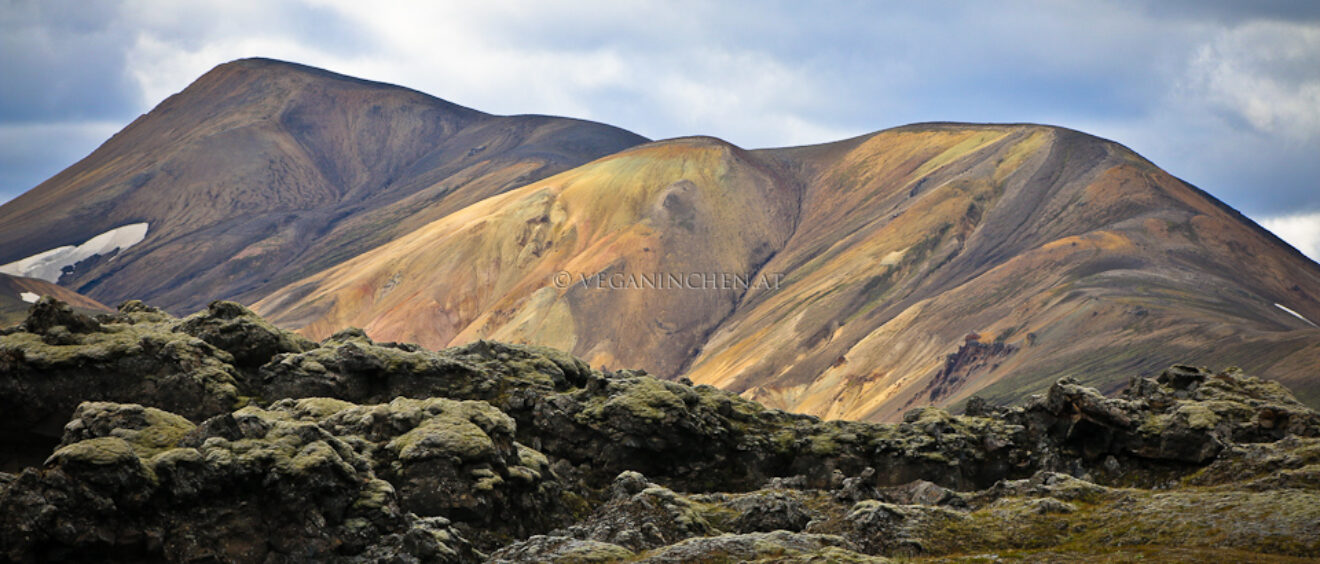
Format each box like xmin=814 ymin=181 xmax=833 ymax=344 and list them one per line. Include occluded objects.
xmin=2 ymin=59 xmax=1318 ymax=421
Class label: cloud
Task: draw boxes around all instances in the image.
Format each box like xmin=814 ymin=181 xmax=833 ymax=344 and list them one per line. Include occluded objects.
xmin=1185 ymin=21 xmax=1320 ymax=141
xmin=106 ymin=0 xmax=861 ymax=148
xmin=0 ymin=1 xmax=138 ymax=122
xmin=1260 ymin=212 xmax=1320 ymax=262
xmin=0 ymin=0 xmax=1317 ymax=223
xmin=1131 ymin=0 xmax=1320 ymax=24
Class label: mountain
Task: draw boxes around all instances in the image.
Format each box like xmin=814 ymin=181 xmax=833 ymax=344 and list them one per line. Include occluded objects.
xmin=254 ymin=123 xmax=1320 ymax=420
xmin=0 ymin=273 xmax=112 ymax=327
xmin=0 ymin=58 xmax=647 ymax=314
xmin=5 ymin=60 xmax=1319 ymax=422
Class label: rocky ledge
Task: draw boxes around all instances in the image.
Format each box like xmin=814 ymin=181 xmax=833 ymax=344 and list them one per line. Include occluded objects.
xmin=2 ymin=298 xmax=1318 ymax=562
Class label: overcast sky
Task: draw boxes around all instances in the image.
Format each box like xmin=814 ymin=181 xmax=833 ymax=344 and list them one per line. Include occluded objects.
xmin=3 ymin=0 xmax=1319 ymax=259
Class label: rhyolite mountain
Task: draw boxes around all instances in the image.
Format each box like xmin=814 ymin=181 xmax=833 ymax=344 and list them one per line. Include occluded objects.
xmin=254 ymin=125 xmax=1320 ymax=420
xmin=3 ymin=59 xmax=1319 ymax=422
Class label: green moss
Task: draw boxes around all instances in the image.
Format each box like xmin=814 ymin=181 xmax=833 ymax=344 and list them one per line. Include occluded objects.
xmin=149 ymin=447 xmax=204 ymax=471
xmin=802 ymin=546 xmax=888 ymax=563
xmin=771 ymin=429 xmax=799 ymax=454
xmin=49 ymin=436 xmax=139 ymax=466
xmin=1137 ymin=413 xmax=1172 ymax=436
xmin=808 ymin=434 xmax=839 ymax=456
xmin=551 ymin=540 xmax=634 ymax=563
xmin=586 ymin=377 xmax=687 ymax=422
xmin=474 ymin=475 xmax=505 ymax=492
xmin=1175 ymin=403 xmax=1221 ymax=431
xmin=905 ymin=406 xmax=953 ymax=426
xmin=289 ymin=440 xmax=356 ymax=476
xmin=290 ymin=397 xmax=357 ymax=419
xmin=694 ymin=385 xmax=765 ymax=421
xmin=388 ymin=417 xmax=496 ymax=462
xmin=230 ymin=438 xmax=299 ymax=471
xmin=905 ymin=486 xmax=1320 ymax=559
xmin=689 ymin=498 xmax=740 ymax=533
xmin=2 ymin=330 xmax=140 ymax=365
xmin=124 ymin=408 xmax=195 ymax=458
xmin=517 ymin=442 xmax=550 ymax=472
xmin=233 ymin=404 xmax=292 ymax=422
xmin=920 ymin=451 xmax=951 ymax=463
xmin=351 ymin=478 xmax=396 ymax=512
xmin=635 ymin=485 xmax=712 ymax=531
xmin=451 ymin=399 xmax=517 ymax=437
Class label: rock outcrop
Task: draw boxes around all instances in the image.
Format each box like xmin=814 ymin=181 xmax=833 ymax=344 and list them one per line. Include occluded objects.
xmin=2 ymin=299 xmax=1318 ymax=561
xmin=0 ymin=298 xmax=244 ymax=473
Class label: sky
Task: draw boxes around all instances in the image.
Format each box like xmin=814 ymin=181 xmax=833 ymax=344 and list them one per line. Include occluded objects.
xmin=2 ymin=0 xmax=1319 ymax=259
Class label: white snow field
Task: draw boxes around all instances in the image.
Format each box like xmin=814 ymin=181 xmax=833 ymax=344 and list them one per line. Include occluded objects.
xmin=0 ymin=223 xmax=149 ymax=282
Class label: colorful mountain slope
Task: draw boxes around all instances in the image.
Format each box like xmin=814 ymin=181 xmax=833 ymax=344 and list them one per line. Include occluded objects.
xmin=254 ymin=122 xmax=1320 ymax=420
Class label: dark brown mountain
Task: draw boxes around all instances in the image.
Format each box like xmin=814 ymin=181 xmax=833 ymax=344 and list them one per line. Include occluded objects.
xmin=0 ymin=58 xmax=647 ymax=314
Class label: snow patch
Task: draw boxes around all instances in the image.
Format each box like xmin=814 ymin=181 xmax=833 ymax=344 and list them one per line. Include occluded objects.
xmin=1275 ymin=303 xmax=1318 ymax=328
xmin=0 ymin=223 xmax=149 ymax=283
xmin=19 ymin=292 xmax=39 ymax=303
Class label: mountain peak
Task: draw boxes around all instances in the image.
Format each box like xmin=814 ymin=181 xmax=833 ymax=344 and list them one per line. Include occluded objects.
xmin=200 ymin=57 xmax=449 ymax=97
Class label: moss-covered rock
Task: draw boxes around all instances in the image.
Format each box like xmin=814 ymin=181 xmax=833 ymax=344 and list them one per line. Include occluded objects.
xmin=633 ymin=530 xmax=880 ymax=563
xmin=1 ymin=401 xmax=479 ymax=562
xmin=176 ymin=300 xmax=316 ymax=369
xmin=545 ymin=471 xmax=714 ymax=553
xmin=724 ymin=489 xmax=817 ymax=533
xmin=259 ymin=337 xmax=565 ymax=409
xmin=60 ymin=401 xmax=197 ymax=459
xmin=19 ymin=295 xmax=101 ymax=335
xmin=4 ymin=300 xmax=1320 ymax=562
xmin=488 ymin=536 xmax=635 ymax=563
xmin=999 ymin=366 xmax=1320 ymax=479
xmin=0 ymin=301 xmax=243 ymax=465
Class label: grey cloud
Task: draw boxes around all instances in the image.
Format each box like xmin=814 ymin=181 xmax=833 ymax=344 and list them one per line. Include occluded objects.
xmin=0 ymin=0 xmax=1317 ymax=227
xmin=1130 ymin=0 xmax=1320 ymax=24
xmin=0 ymin=1 xmax=138 ymax=122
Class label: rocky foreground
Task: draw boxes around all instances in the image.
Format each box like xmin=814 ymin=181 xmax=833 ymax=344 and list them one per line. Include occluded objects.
xmin=1 ymin=298 xmax=1319 ymax=562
